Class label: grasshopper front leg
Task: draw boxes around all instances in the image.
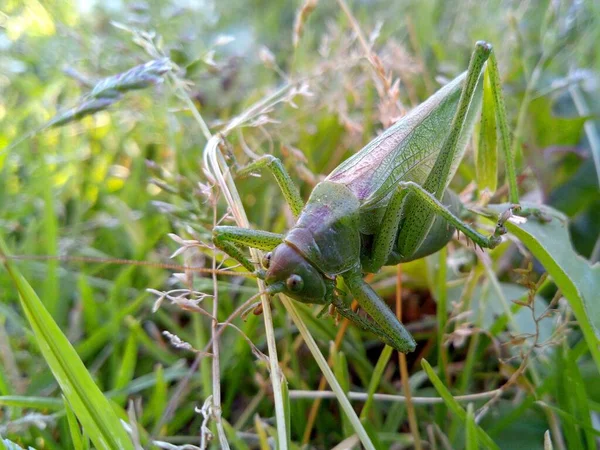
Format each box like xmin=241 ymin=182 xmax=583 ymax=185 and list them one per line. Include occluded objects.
xmin=341 ymin=269 xmax=416 ymax=353
xmin=213 ymin=226 xmax=283 ymax=274
xmin=236 ymin=155 xmax=304 ymax=217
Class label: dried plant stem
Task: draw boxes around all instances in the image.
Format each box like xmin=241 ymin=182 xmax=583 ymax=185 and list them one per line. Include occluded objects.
xmin=397 ymin=265 xmax=422 ymax=449
xmin=336 ymin=0 xmax=389 ymax=92
xmin=210 ymin=201 xmax=230 ymax=449
xmin=172 ymin=78 xmax=288 ymax=447
xmin=204 ymin=135 xmax=289 ymax=450
xmin=199 ymin=82 xmax=375 ymax=449
xmin=288 ymin=388 xmax=505 ymax=404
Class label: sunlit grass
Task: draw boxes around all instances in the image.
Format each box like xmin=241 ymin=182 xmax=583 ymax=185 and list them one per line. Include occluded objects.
xmin=0 ymin=1 xmax=599 ymax=449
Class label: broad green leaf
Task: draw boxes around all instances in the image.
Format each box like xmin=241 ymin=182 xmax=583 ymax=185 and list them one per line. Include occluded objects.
xmin=421 ymin=359 xmax=500 ymax=450
xmin=488 ymin=203 xmax=600 ymax=372
xmin=0 ymin=237 xmax=135 ymax=450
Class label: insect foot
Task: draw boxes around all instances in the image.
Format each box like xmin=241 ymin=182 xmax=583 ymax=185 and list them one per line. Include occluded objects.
xmin=255 ymin=268 xmax=267 ymax=280
xmin=487 ymin=206 xmax=516 ymax=248
xmin=517 ymin=206 xmax=553 ymax=223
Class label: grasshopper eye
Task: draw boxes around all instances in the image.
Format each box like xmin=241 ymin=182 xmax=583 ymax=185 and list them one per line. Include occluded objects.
xmin=262 ymin=252 xmax=272 ymax=269
xmin=286 ymin=274 xmax=304 ymax=292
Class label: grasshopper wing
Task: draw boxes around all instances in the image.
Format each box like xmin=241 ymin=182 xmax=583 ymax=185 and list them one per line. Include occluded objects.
xmin=326 ymin=71 xmax=483 ymax=210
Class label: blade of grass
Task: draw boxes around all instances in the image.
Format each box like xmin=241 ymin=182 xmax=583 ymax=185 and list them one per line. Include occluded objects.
xmin=465 ymin=403 xmax=478 ymax=450
xmin=421 ymin=359 xmax=500 ymax=450
xmin=283 ymin=296 xmax=376 ymax=450
xmin=359 ymin=344 xmax=392 ymax=421
xmin=332 ymin=345 xmax=352 ymax=439
xmin=435 ymin=247 xmax=449 ymax=429
xmin=0 ymin=237 xmax=134 ymax=450
xmin=64 ymin=396 xmax=84 ymax=450
xmin=397 ymin=265 xmax=421 ymax=449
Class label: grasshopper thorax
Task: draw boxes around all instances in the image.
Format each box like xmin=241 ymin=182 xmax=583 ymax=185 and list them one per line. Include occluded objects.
xmin=264 ymin=243 xmax=335 ymax=305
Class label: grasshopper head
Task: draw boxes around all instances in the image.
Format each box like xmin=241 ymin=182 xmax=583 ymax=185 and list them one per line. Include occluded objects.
xmin=263 ymin=243 xmax=334 ymax=305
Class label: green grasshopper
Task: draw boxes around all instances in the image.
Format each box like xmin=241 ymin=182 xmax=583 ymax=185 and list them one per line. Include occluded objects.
xmin=213 ymin=41 xmax=523 ymax=353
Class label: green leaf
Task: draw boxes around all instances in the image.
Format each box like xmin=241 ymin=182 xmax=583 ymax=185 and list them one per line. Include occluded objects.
xmin=421 ymin=359 xmax=500 ymax=450
xmin=488 ymin=203 xmax=600 ymax=372
xmin=0 ymin=237 xmax=135 ymax=450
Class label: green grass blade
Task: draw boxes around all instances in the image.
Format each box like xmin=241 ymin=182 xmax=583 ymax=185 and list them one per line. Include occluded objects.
xmin=64 ymin=396 xmax=84 ymax=450
xmin=421 ymin=359 xmax=499 ymax=450
xmin=569 ymin=84 xmax=600 ymax=187
xmin=536 ymin=402 xmax=600 ymax=437
xmin=0 ymin=237 xmax=134 ymax=450
xmin=476 ymin=65 xmax=498 ymax=194
xmin=360 ymin=344 xmax=392 ymax=421
xmin=0 ymin=396 xmax=63 ymax=410
xmin=465 ymin=403 xmax=478 ymax=450
xmin=435 ymin=247 xmax=449 ymax=427
xmin=333 ymin=347 xmax=352 ymax=439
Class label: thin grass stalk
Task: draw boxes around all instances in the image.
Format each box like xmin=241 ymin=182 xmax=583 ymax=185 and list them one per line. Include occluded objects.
xmin=434 ymin=247 xmax=449 ymax=428
xmin=172 ymin=76 xmax=289 ymax=447
xmin=301 ymin=301 xmax=355 ymax=445
xmin=197 ymin=79 xmax=380 ymax=448
xmin=397 ymin=265 xmax=422 ymax=449
xmin=204 ymin=136 xmax=289 ymax=450
xmin=360 ymin=344 xmax=393 ymax=420
xmin=281 ymin=296 xmax=376 ymax=450
xmin=211 ymin=201 xmax=230 ymax=449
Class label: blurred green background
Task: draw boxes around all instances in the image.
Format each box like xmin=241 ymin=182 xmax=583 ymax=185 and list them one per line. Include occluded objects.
xmin=1 ymin=0 xmax=599 ymax=448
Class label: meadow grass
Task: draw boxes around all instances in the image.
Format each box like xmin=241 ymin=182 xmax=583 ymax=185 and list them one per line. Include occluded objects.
xmin=0 ymin=1 xmax=599 ymax=449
